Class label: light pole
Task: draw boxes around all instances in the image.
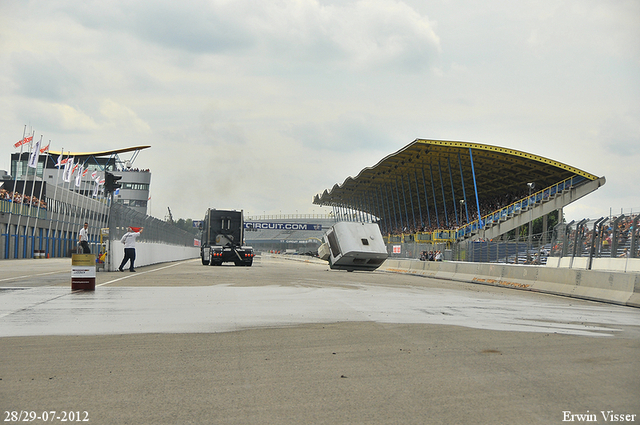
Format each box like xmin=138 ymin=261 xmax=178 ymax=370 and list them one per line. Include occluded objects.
xmin=527 ymin=182 xmax=535 ymax=262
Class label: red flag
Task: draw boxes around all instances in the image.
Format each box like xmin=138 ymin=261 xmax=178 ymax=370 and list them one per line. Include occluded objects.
xmin=39 ymin=143 xmax=50 ymax=153
xmin=14 ymin=136 xmax=33 ymax=149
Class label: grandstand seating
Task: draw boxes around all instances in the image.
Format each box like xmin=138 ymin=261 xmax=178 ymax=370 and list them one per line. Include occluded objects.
xmin=456 ymin=175 xmax=588 ymax=240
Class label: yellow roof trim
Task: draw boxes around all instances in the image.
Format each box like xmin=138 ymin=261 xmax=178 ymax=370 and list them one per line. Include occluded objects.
xmin=48 ymin=146 xmax=151 ymax=157
xmin=414 ymin=139 xmax=598 ymax=180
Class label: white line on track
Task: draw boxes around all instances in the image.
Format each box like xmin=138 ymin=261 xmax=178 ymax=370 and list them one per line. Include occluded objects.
xmin=97 ymin=259 xmax=196 ymax=287
xmin=0 ymin=270 xmax=68 ymax=283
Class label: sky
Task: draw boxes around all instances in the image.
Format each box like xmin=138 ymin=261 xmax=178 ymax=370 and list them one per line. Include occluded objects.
xmin=1 ymin=0 xmax=638 ymax=222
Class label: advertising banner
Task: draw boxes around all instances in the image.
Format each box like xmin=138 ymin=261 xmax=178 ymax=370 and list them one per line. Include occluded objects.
xmin=245 ymin=222 xmax=323 ymax=231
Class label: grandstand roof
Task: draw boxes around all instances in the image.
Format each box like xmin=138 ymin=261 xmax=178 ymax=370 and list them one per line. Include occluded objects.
xmin=313 ymin=139 xmax=601 ymax=228
xmin=48 ymin=146 xmax=151 ymax=157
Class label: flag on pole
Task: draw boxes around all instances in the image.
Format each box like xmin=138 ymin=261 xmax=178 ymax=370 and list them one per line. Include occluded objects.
xmin=75 ymin=166 xmax=84 ymax=187
xmin=39 ymin=142 xmax=50 ymax=153
xmin=28 ymin=137 xmax=41 ymax=169
xmin=14 ymin=136 xmax=33 ymax=149
xmin=91 ymin=171 xmax=98 ymax=181
xmin=63 ymin=157 xmax=74 ymax=182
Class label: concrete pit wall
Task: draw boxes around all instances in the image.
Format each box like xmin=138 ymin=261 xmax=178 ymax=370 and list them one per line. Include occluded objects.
xmin=108 ymin=240 xmax=200 ymax=271
xmin=379 ymin=259 xmax=640 ymax=308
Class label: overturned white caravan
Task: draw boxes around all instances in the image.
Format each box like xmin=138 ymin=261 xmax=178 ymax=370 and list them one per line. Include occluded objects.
xmin=318 ymin=222 xmax=388 ymax=272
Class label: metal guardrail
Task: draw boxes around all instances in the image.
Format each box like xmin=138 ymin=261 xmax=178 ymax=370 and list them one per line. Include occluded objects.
xmin=1 ymin=185 xmax=195 ymax=259
xmin=0 ymin=199 xmax=48 ymax=219
xmin=108 ymin=202 xmax=195 ymax=246
xmin=550 ymin=214 xmax=639 ymax=260
xmin=385 ymin=232 xmax=549 ymax=264
xmin=456 ymin=175 xmax=587 ymax=239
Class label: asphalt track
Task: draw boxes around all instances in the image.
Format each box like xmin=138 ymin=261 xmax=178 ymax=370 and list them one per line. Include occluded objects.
xmin=1 ymin=256 xmax=639 ymax=424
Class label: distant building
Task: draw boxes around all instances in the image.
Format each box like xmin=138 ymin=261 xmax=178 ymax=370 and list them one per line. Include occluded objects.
xmin=10 ymin=146 xmax=151 ymax=215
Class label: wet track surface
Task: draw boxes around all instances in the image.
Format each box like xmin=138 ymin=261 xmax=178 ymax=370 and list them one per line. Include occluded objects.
xmin=1 ymin=256 xmax=638 ymax=338
xmin=2 ymin=256 xmax=639 ymax=424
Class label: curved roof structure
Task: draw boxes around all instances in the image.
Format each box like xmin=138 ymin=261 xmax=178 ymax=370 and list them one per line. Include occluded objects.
xmin=48 ymin=146 xmax=151 ymax=156
xmin=313 ymin=139 xmax=601 ymax=231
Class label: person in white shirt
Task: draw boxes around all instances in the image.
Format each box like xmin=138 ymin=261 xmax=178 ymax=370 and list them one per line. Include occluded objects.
xmin=78 ymin=222 xmax=91 ymax=254
xmin=118 ymin=226 xmax=143 ymax=272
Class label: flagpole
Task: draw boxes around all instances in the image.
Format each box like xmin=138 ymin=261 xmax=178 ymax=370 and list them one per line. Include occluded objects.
xmin=94 ymin=170 xmax=107 ymax=255
xmin=95 ymin=171 xmax=108 ymax=259
xmin=6 ymin=126 xmax=27 ymax=258
xmin=45 ymin=144 xmax=60 ymax=257
xmin=78 ymin=161 xmax=91 ymax=252
xmin=52 ymin=151 xmax=68 ymax=257
xmin=88 ymin=169 xmax=100 ymax=254
xmin=60 ymin=154 xmax=75 ymax=256
xmin=25 ymin=135 xmax=43 ymax=257
xmin=15 ymin=129 xmax=35 ymax=258
xmin=31 ymin=140 xmax=51 ymax=255
xmin=63 ymin=159 xmax=79 ymax=255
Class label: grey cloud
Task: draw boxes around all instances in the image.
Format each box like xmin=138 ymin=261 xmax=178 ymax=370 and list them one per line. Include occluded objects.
xmin=598 ymin=114 xmax=640 ymax=158
xmin=60 ymin=0 xmax=440 ymax=71
xmin=10 ymin=52 xmax=79 ymax=101
xmin=292 ymin=113 xmax=393 ymax=152
xmin=59 ymin=0 xmax=254 ymax=54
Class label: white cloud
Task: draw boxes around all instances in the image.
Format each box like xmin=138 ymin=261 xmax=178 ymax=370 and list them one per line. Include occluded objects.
xmin=0 ymin=0 xmax=637 ymax=221
xmin=99 ymin=99 xmax=151 ymax=134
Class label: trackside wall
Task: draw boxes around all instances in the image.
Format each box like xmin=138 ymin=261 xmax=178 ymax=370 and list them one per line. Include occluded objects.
xmin=379 ymin=259 xmax=640 ymax=308
xmin=108 ymin=240 xmax=199 ymax=271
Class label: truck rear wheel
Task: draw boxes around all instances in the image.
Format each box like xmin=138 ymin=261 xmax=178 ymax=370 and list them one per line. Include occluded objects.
xmin=202 ymin=257 xmax=209 ymax=265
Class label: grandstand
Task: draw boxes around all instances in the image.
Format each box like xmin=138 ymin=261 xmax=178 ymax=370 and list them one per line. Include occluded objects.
xmin=1 ymin=145 xmax=193 ymax=261
xmin=313 ymin=139 xmax=607 ymax=261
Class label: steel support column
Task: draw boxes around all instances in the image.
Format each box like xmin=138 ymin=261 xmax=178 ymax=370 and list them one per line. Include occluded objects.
xmin=458 ymin=153 xmax=470 ymax=224
xmin=429 ymin=164 xmax=440 ymax=227
xmin=448 ymin=157 xmax=458 ymax=225
xmin=414 ymin=171 xmax=423 ymax=229
xmin=421 ymin=167 xmax=431 ymax=227
xmin=438 ymin=161 xmax=449 ymax=228
xmin=469 ymin=148 xmax=482 ymax=228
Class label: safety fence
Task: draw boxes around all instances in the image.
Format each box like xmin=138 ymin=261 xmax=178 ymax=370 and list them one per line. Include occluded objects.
xmin=0 ymin=200 xmax=48 ymax=219
xmin=0 ymin=185 xmax=195 ymax=260
xmin=385 ymin=231 xmax=550 ymax=264
xmin=0 ymin=189 xmax=108 ymax=260
xmin=550 ymin=214 xmax=639 ymax=261
xmin=108 ymin=202 xmax=195 ymax=247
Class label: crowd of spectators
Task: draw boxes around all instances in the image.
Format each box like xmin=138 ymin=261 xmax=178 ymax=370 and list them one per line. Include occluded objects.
xmin=552 ymin=213 xmax=639 ymax=258
xmin=419 ymin=250 xmax=443 ymax=261
xmin=0 ymin=188 xmax=47 ymax=209
xmin=384 ymin=189 xmax=531 ymax=236
xmin=114 ymin=168 xmax=150 ymax=172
